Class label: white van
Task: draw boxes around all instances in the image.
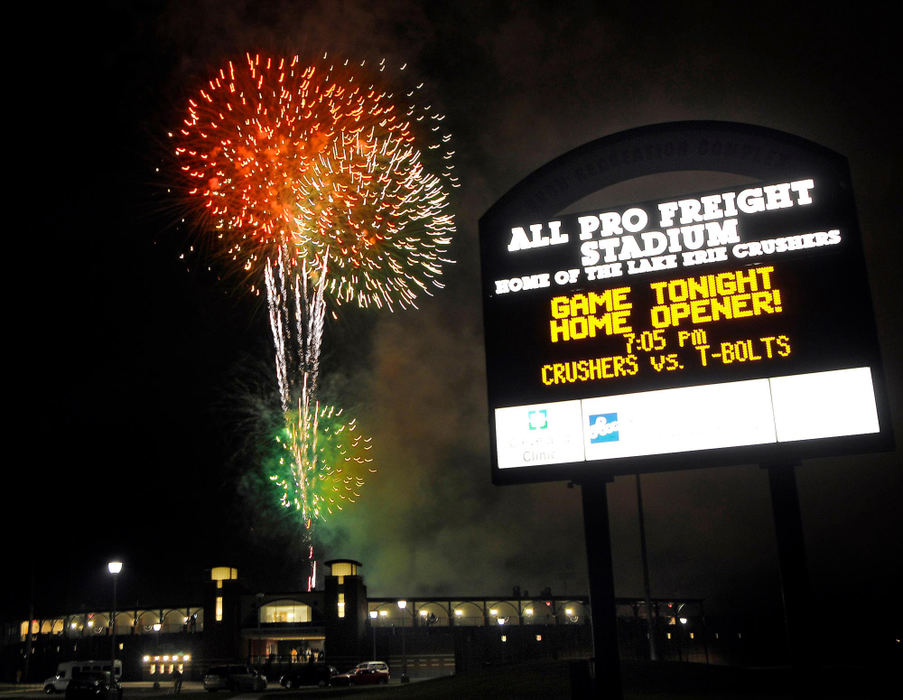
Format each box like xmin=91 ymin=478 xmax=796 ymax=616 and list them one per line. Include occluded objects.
xmin=43 ymin=660 xmax=123 ymax=694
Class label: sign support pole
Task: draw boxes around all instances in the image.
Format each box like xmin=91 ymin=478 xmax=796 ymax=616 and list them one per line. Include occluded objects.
xmin=635 ymin=474 xmax=658 ymax=661
xmin=764 ymin=462 xmax=819 ymax=697
xmin=580 ymin=478 xmax=622 ymax=699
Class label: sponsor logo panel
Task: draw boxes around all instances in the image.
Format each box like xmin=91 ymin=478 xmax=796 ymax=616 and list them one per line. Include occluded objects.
xmin=496 ymin=401 xmax=584 ymax=469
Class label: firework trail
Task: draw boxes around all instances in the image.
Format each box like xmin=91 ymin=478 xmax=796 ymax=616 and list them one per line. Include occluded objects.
xmin=173 ymin=53 xmax=457 ymax=585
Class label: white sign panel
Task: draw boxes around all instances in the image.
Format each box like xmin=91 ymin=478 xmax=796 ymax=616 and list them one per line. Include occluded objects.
xmin=495 ymin=367 xmax=880 ymax=470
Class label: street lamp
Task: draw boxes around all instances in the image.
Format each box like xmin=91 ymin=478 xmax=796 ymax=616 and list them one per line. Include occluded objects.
xmin=396 ymin=601 xmax=409 ymax=683
xmin=152 ymin=623 xmax=162 ymax=689
xmin=107 ymin=561 xmax=122 ymax=684
xmin=369 ymin=611 xmax=378 ymax=660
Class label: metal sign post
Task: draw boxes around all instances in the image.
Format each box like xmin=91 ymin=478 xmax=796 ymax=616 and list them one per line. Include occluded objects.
xmin=765 ymin=462 xmax=819 ymax=697
xmin=580 ymin=479 xmax=622 ymax=699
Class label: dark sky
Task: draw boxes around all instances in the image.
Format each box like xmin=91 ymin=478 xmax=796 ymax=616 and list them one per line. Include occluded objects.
xmin=9 ymin=1 xmax=901 ymax=652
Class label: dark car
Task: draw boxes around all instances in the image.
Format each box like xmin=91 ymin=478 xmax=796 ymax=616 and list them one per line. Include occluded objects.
xmin=279 ymin=664 xmax=336 ymax=688
xmin=202 ymin=665 xmax=267 ymax=692
xmin=64 ymin=672 xmax=122 ymax=700
xmin=330 ymin=661 xmax=390 ymax=686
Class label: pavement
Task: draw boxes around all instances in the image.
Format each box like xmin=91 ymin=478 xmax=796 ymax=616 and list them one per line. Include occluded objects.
xmin=0 ymin=680 xmax=411 ymax=697
xmin=0 ymin=682 xmax=208 ymax=697
xmin=2 ymin=661 xmax=896 ymax=699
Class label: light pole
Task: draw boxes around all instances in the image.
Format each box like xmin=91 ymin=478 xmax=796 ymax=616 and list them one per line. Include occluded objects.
xmin=369 ymin=611 xmax=378 ymax=660
xmin=396 ymin=601 xmax=409 ymax=683
xmin=107 ymin=561 xmax=123 ymax=684
xmin=152 ymin=623 xmax=162 ymax=689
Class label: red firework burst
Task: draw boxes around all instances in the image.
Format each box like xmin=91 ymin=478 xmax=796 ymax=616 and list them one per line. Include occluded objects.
xmin=173 ymin=53 xmax=457 ymax=309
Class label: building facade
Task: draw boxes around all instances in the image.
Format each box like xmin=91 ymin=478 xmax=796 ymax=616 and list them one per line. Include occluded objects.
xmin=3 ymin=559 xmax=724 ymax=684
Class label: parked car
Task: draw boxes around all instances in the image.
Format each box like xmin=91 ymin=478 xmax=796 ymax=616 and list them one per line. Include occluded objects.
xmin=64 ymin=672 xmax=122 ymax=700
xmin=202 ymin=665 xmax=267 ymax=692
xmin=44 ymin=661 xmax=123 ymax=694
xmin=330 ymin=661 xmax=390 ymax=686
xmin=279 ymin=664 xmax=336 ymax=688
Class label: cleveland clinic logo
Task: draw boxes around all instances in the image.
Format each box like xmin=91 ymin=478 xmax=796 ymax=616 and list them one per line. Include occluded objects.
xmin=589 ymin=413 xmax=619 ymax=443
xmin=527 ymin=409 xmax=548 ymax=430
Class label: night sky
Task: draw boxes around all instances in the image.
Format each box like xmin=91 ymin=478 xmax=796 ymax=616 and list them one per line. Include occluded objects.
xmin=9 ymin=1 xmax=901 ymax=656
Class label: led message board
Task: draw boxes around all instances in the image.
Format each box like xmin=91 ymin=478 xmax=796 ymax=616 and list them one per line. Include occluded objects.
xmin=480 ymin=123 xmax=892 ymax=484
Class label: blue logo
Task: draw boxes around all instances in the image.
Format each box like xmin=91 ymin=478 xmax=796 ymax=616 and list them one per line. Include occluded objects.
xmin=528 ymin=409 xmax=548 ymax=430
xmin=589 ymin=413 xmax=619 ymax=443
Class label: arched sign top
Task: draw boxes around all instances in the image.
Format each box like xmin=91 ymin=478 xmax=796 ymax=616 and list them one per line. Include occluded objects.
xmin=480 ymin=121 xmax=849 ymax=229
xmin=479 ymin=121 xmax=891 ymax=485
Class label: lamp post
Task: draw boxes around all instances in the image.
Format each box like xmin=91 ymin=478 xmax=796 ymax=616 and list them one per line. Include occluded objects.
xmin=152 ymin=623 xmax=162 ymax=689
xmin=396 ymin=601 xmax=409 ymax=683
xmin=369 ymin=611 xmax=378 ymax=660
xmin=107 ymin=561 xmax=122 ymax=684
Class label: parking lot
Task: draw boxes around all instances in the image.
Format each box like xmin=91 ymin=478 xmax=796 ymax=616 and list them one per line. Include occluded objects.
xmin=0 ymin=680 xmax=414 ymax=699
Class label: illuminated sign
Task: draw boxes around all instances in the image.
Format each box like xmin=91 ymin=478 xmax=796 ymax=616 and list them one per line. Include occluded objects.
xmin=480 ymin=123 xmax=892 ymax=484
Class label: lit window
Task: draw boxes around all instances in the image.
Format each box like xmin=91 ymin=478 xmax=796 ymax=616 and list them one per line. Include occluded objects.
xmin=338 ymin=594 xmax=346 ymax=619
xmin=215 ymin=597 xmax=223 ymax=622
xmin=260 ymin=601 xmax=312 ymax=623
xmin=211 ymin=567 xmax=238 ymax=589
xmin=330 ymin=562 xmax=356 ymax=578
